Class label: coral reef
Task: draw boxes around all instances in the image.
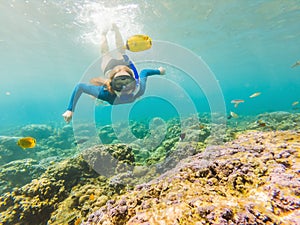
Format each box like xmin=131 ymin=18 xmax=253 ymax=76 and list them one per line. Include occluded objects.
xmin=0 ymin=124 xmax=76 ymax=166
xmin=82 ymin=130 xmax=300 ymax=225
xmin=16 ymin=124 xmax=53 ymax=140
xmin=0 ymin=124 xmax=78 ymax=195
xmin=81 ymin=143 xmax=135 ymax=177
xmin=0 ymin=158 xmax=45 ymax=194
xmin=98 ymin=125 xmax=118 ymax=144
xmin=0 ymin=156 xmax=99 ymax=225
xmin=247 ymin=111 xmax=300 ymax=131
xmin=0 ymin=136 xmax=29 ymax=165
xmin=1 ymin=112 xmax=300 ymax=225
xmin=47 ymin=177 xmax=112 ymax=225
xmin=0 ymin=143 xmax=146 ymax=225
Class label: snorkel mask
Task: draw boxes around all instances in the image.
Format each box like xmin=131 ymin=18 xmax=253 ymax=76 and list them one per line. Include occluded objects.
xmin=111 ymin=75 xmax=136 ymax=93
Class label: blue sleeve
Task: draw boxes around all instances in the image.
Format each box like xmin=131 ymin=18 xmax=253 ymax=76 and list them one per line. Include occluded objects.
xmin=66 ymin=83 xmax=104 ymax=111
xmin=134 ymin=69 xmax=160 ymax=99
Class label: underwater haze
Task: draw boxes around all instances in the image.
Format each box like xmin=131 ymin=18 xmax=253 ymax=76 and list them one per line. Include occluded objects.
xmin=1 ymin=1 xmax=300 ymax=224
xmin=0 ymin=0 xmax=300 ymax=130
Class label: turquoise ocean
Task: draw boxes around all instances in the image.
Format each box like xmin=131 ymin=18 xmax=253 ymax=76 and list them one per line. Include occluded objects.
xmin=0 ymin=1 xmax=300 ymax=224
xmin=1 ymin=0 xmax=299 ymax=131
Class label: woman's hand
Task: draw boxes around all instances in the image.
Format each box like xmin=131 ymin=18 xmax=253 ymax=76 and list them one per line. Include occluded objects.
xmin=62 ymin=110 xmax=73 ymax=123
xmin=158 ymin=67 xmax=166 ymax=75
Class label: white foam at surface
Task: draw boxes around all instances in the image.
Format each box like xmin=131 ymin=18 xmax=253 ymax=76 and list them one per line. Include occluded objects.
xmin=73 ymin=1 xmax=143 ymax=45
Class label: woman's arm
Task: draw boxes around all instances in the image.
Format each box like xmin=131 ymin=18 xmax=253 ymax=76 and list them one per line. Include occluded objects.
xmin=134 ymin=67 xmax=164 ymax=98
xmin=63 ymin=83 xmax=106 ymax=123
xmin=66 ymin=83 xmax=103 ymax=112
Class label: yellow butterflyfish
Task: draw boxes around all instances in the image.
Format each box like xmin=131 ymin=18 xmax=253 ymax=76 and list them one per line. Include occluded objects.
xmin=17 ymin=137 xmax=36 ymax=149
xmin=125 ymin=34 xmax=152 ymax=52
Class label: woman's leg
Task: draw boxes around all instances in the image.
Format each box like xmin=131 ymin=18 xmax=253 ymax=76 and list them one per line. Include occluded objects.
xmin=101 ymin=55 xmax=113 ymax=74
xmin=100 ymin=24 xmax=124 ymax=74
xmin=100 ymin=32 xmax=109 ymax=55
xmin=112 ymin=23 xmax=125 ymax=53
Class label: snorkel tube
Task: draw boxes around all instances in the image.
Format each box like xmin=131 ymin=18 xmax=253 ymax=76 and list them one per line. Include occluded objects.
xmin=122 ymin=55 xmax=139 ymax=87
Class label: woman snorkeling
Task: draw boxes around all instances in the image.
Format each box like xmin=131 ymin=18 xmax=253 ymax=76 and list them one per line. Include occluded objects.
xmin=62 ymin=24 xmax=165 ymax=123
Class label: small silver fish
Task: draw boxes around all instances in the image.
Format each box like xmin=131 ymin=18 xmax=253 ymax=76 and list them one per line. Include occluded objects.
xmin=291 ymin=60 xmax=300 ymax=68
xmin=230 ymin=111 xmax=239 ymax=119
xmin=249 ymin=92 xmax=261 ymax=98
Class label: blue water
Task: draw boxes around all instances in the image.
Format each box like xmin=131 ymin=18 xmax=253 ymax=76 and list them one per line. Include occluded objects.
xmin=0 ymin=0 xmax=300 ymax=131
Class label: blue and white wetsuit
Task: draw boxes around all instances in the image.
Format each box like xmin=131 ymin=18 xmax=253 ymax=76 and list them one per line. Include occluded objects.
xmin=66 ymin=56 xmax=160 ymax=111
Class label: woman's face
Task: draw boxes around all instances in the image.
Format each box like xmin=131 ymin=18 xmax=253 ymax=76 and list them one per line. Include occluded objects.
xmin=111 ymin=71 xmax=136 ymax=94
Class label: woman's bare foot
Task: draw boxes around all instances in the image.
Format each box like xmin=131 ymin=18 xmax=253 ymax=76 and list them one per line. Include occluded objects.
xmin=62 ymin=110 xmax=73 ymax=123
